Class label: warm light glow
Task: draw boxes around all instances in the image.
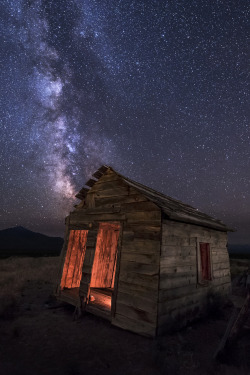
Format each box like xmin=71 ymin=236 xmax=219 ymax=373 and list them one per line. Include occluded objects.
xmin=90 ymin=289 xmax=112 ymax=310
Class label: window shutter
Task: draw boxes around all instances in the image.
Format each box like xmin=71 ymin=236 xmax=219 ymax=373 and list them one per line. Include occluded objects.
xmin=200 ymin=243 xmax=211 ymax=281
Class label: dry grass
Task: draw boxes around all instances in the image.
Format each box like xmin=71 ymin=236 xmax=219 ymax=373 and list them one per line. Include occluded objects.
xmin=0 ymin=256 xmax=249 ymax=374
xmin=0 ymin=256 xmax=59 ymax=318
xmin=230 ymin=258 xmax=250 ymax=279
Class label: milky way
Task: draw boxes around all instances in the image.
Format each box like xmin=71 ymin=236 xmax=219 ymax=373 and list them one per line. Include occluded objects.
xmin=0 ymin=0 xmax=249 ymax=243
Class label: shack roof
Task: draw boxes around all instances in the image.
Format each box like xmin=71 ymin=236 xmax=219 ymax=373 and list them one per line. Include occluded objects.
xmin=76 ymin=165 xmax=233 ymax=232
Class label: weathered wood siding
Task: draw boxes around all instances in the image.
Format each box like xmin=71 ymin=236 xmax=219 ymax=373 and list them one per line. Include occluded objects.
xmin=113 ymin=200 xmax=161 ymax=337
xmin=67 ymin=169 xmax=161 ymax=337
xmin=158 ymin=220 xmax=231 ymax=334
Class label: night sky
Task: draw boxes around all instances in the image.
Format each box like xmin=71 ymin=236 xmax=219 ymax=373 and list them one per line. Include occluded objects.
xmin=0 ymin=1 xmax=249 ymax=244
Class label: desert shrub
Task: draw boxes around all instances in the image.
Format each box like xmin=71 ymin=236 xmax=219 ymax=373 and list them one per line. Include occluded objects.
xmin=230 ymin=258 xmax=250 ymax=279
xmin=0 ymin=257 xmax=59 ymax=319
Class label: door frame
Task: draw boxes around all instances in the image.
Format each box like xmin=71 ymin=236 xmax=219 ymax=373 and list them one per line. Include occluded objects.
xmin=111 ymin=221 xmax=123 ymax=318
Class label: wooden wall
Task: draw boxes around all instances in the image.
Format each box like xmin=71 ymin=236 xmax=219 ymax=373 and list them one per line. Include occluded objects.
xmin=158 ymin=220 xmax=231 ymax=334
xmin=66 ymin=169 xmax=162 ymax=337
xmin=113 ymin=200 xmax=161 ymax=337
xmin=56 ymin=169 xmax=232 ymax=338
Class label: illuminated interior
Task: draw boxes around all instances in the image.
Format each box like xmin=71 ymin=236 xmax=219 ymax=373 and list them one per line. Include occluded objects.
xmin=60 ymin=223 xmax=120 ymax=315
xmin=89 ymin=222 xmax=120 ymax=312
xmin=60 ymin=230 xmax=88 ymax=289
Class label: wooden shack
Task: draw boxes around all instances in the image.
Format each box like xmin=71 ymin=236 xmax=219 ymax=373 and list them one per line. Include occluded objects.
xmin=55 ymin=165 xmax=232 ymax=337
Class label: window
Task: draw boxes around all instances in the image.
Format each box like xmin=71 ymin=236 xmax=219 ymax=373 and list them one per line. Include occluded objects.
xmin=199 ymin=243 xmax=211 ymax=281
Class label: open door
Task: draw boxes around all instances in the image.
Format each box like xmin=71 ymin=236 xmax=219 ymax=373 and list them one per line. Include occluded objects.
xmin=60 ymin=230 xmax=88 ymax=303
xmin=87 ymin=222 xmax=120 ymax=317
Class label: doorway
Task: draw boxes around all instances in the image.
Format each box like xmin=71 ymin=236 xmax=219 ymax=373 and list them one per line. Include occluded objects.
xmin=88 ymin=222 xmax=120 ymax=317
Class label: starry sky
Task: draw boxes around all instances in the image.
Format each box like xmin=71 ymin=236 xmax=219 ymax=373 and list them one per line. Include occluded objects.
xmin=0 ymin=0 xmax=249 ymax=244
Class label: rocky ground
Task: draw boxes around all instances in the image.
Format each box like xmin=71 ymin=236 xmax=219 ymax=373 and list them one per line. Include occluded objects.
xmin=0 ymin=256 xmax=249 ymax=375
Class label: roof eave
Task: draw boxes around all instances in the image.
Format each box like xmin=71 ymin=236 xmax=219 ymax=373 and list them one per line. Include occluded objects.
xmin=163 ymin=210 xmax=234 ymax=232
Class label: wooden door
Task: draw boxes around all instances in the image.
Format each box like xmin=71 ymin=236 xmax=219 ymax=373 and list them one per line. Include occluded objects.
xmin=60 ymin=230 xmax=88 ymax=289
xmin=90 ymin=223 xmax=120 ymax=288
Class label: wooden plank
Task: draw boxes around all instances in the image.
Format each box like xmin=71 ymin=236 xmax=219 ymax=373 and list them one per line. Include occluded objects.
xmin=80 ymin=272 xmax=92 ymax=283
xmin=90 ymin=179 xmax=126 ymax=192
xmin=160 ymin=270 xmax=196 ymax=280
xmin=118 ymin=280 xmax=158 ymax=302
xmin=121 ymin=252 xmax=159 ymax=265
xmin=119 ymin=260 xmax=159 ymax=276
xmin=79 ymin=281 xmax=90 ymax=294
xmin=122 ymin=230 xmax=135 ymax=241
xmin=111 ymin=223 xmax=123 ymax=318
xmin=68 ymin=223 xmax=92 ymax=231
xmin=160 ymin=264 xmax=196 ymax=275
xmin=90 ymin=223 xmax=120 ymax=288
xmin=158 ymin=294 xmax=204 ymax=315
xmin=212 ymin=263 xmax=230 ymax=271
xmin=162 ymin=236 xmax=197 ymax=246
xmin=115 ymin=301 xmax=156 ymax=324
xmin=160 ymin=255 xmax=196 ymax=268
xmin=92 ymin=186 xmax=130 ymax=198
xmin=213 ymin=269 xmax=230 ymax=278
xmin=126 ymin=224 xmax=161 ymax=240
xmin=126 ymin=211 xmax=161 ymax=224
xmin=98 ymin=165 xmax=109 ymax=174
xmin=160 ymin=274 xmax=197 ymax=289
xmin=211 ymin=254 xmax=230 ymax=263
xmin=112 ymin=313 xmax=156 ymax=337
xmin=211 ymin=251 xmax=229 ymax=258
xmin=95 ymin=173 xmax=119 ymax=182
xmin=70 ymin=212 xmax=126 ymax=224
xmin=75 ymin=187 xmax=89 ymax=200
xmin=92 ymin=176 xmax=122 ymax=187
xmin=79 ymin=229 xmax=98 ymax=304
xmin=55 ymin=219 xmax=70 ymax=294
xmin=159 ymin=285 xmax=199 ymax=302
xmin=81 ymin=264 xmax=93 ymax=274
xmin=85 ymin=178 xmax=97 ymax=187
xmin=79 ymin=207 xmax=121 ymax=215
xmin=119 ymin=271 xmax=159 ymax=289
xmin=60 ymin=230 xmax=75 ymax=288
xmin=92 ymin=170 xmax=103 ymax=179
xmin=116 ymin=291 xmax=157 ymax=314
xmin=162 ymin=221 xmax=228 ymax=240
xmin=122 ymin=239 xmax=161 ymax=254
xmin=121 ymin=201 xmax=158 ymax=212
xmin=161 ymin=245 xmax=181 ymax=257
xmin=95 ymin=194 xmax=147 ymax=207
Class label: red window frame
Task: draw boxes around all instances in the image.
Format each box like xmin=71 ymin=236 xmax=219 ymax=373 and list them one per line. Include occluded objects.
xmin=199 ymin=243 xmax=211 ymax=281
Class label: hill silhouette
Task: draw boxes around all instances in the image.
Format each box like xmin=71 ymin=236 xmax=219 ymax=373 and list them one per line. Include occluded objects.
xmin=228 ymin=243 xmax=250 ymax=259
xmin=0 ymin=226 xmax=63 ymax=257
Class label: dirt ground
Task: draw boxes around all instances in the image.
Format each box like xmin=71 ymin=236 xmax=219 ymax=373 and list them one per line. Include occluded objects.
xmin=0 ymin=257 xmax=250 ymax=375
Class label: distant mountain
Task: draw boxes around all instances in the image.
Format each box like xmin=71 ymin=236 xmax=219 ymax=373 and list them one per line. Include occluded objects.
xmin=228 ymin=243 xmax=250 ymax=255
xmin=0 ymin=226 xmax=63 ymax=257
